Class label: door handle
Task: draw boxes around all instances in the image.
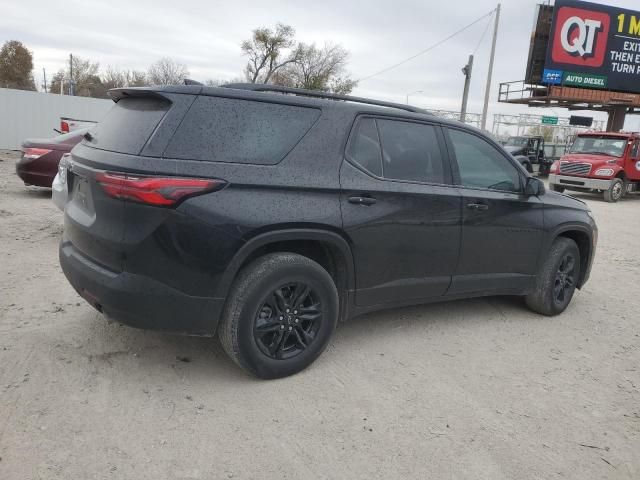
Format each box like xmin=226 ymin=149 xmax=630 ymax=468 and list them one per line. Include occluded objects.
xmin=348 ymin=196 xmax=377 ymax=206
xmin=466 ymin=202 xmax=489 ymax=211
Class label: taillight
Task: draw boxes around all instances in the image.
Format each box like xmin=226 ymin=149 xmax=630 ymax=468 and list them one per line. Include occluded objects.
xmin=95 ymin=172 xmax=226 ymax=207
xmin=61 ymin=121 xmax=70 ymax=133
xmin=22 ymin=148 xmax=52 ymax=160
xmin=550 ymin=161 xmax=560 ymax=173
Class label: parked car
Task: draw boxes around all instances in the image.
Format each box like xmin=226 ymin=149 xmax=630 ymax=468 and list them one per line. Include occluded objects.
xmin=59 ymin=84 xmax=597 ymax=379
xmin=16 ymin=128 xmax=90 ymax=188
xmin=58 ymin=117 xmax=98 ymax=134
xmin=549 ymin=132 xmax=640 ymax=202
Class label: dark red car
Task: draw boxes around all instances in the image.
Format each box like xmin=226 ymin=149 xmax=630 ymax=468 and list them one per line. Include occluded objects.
xmin=16 ymin=128 xmax=88 ymax=187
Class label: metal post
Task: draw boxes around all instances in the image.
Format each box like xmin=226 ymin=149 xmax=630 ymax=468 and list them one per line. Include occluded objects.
xmin=481 ymin=4 xmax=500 ymax=131
xmin=69 ymin=54 xmax=75 ymax=96
xmin=42 ymin=67 xmax=47 ymax=93
xmin=460 ymin=54 xmax=474 ymax=123
xmin=606 ymin=106 xmax=627 ymax=132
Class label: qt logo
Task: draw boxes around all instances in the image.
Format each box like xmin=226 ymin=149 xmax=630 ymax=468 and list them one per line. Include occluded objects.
xmin=552 ymin=6 xmax=609 ymax=67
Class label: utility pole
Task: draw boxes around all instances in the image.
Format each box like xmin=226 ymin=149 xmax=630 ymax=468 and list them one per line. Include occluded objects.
xmin=460 ymin=54 xmax=474 ymax=123
xmin=69 ymin=53 xmax=75 ymax=96
xmin=42 ymin=67 xmax=47 ymax=93
xmin=481 ymin=3 xmax=501 ymax=131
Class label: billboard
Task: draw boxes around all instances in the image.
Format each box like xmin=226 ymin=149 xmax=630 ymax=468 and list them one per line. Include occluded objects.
xmin=525 ymin=4 xmax=554 ymax=85
xmin=543 ymin=0 xmax=640 ymax=94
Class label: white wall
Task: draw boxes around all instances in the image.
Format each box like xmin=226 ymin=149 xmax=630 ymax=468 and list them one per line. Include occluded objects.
xmin=0 ymin=88 xmax=112 ymax=150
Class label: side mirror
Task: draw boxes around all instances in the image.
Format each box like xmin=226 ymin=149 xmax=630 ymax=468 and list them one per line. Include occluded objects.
xmin=525 ymin=177 xmax=545 ymax=196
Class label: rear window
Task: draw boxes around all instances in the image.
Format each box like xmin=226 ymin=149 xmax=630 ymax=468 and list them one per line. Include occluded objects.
xmin=163 ymin=96 xmax=320 ymax=165
xmin=82 ymin=97 xmax=170 ymax=154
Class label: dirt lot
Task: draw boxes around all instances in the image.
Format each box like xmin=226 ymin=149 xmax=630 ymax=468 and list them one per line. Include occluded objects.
xmin=0 ymin=150 xmax=638 ymax=479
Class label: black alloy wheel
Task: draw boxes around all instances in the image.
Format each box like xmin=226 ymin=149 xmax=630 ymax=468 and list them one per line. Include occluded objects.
xmin=553 ymin=253 xmax=576 ymax=306
xmin=254 ymin=283 xmax=323 ymax=360
xmin=525 ymin=237 xmax=581 ymax=316
xmin=219 ymin=253 xmax=339 ymax=379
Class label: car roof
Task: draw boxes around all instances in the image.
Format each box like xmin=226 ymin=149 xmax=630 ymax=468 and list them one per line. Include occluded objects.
xmin=108 ymin=83 xmax=488 ymax=134
xmin=109 ymin=84 xmax=440 ymax=119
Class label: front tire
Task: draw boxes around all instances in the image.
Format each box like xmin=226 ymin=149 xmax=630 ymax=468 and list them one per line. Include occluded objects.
xmin=525 ymin=237 xmax=580 ymax=316
xmin=603 ymin=178 xmax=624 ymax=203
xmin=550 ymin=184 xmax=565 ymax=193
xmin=218 ymin=253 xmax=339 ymax=379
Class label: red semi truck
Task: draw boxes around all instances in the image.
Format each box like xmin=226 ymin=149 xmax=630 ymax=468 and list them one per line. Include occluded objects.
xmin=548 ymin=132 xmax=640 ymax=203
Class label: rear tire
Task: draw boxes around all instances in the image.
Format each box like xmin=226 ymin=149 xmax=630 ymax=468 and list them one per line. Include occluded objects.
xmin=525 ymin=237 xmax=580 ymax=316
xmin=603 ymin=178 xmax=624 ymax=203
xmin=218 ymin=253 xmax=339 ymax=379
xmin=538 ymin=164 xmax=550 ymax=177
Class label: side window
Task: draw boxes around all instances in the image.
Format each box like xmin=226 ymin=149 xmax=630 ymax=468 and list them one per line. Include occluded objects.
xmin=631 ymin=140 xmax=640 ymax=158
xmin=164 ymin=96 xmax=320 ymax=165
xmin=448 ymin=128 xmax=522 ymax=193
xmin=376 ymin=119 xmax=446 ymax=184
xmin=346 ymin=118 xmax=383 ymax=176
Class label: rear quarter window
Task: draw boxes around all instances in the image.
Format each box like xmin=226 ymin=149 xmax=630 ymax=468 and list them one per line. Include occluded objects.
xmin=83 ymin=97 xmax=170 ymax=155
xmin=164 ymin=96 xmax=321 ymax=165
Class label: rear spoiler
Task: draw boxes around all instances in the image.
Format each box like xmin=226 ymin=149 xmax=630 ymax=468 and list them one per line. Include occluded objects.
xmin=108 ymin=85 xmax=203 ymax=102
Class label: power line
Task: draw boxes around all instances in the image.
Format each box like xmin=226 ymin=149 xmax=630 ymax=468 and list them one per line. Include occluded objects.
xmin=473 ymin=10 xmax=494 ymax=55
xmin=357 ymin=8 xmax=497 ymax=83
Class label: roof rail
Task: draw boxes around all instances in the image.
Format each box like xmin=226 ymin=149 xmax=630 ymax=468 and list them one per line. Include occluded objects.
xmin=222 ymin=83 xmax=430 ymax=115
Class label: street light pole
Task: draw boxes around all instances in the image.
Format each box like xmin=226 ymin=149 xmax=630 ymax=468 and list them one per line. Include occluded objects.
xmin=481 ymin=3 xmax=501 ymax=131
xmin=460 ymin=54 xmax=474 ymax=123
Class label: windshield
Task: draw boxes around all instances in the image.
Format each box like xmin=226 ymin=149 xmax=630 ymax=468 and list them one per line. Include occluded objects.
xmin=570 ymin=136 xmax=627 ymax=157
xmin=506 ymin=137 xmax=529 ymax=147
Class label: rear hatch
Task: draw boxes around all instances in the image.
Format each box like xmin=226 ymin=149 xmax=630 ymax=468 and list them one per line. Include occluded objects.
xmin=63 ymin=90 xmax=192 ymax=272
xmin=63 ymin=86 xmax=320 ymax=276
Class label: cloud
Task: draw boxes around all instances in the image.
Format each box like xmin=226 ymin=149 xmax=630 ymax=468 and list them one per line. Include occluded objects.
xmin=3 ymin=0 xmax=640 ymax=130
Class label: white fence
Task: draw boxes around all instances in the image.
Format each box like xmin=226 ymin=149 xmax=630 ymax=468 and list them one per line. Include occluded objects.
xmin=0 ymin=88 xmax=112 ymax=150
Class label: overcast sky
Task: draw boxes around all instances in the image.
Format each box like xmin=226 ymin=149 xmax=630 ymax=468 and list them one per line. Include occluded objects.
xmin=3 ymin=0 xmax=640 ymax=131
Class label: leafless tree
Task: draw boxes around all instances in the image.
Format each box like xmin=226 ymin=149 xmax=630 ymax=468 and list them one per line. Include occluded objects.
xmin=102 ymin=67 xmax=147 ymax=89
xmin=204 ymin=77 xmax=246 ymax=87
xmin=241 ymin=24 xmax=301 ymax=84
xmin=147 ymin=57 xmax=189 ymax=86
xmin=272 ymin=42 xmax=357 ymax=94
xmin=47 ymin=55 xmax=106 ymax=97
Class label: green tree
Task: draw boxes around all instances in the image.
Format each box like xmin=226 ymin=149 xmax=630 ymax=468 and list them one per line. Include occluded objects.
xmin=241 ymin=23 xmax=301 ymax=83
xmin=0 ymin=40 xmax=36 ymax=90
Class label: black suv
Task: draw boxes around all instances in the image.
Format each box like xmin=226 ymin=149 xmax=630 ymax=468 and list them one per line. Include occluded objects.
xmin=59 ymin=84 xmax=597 ymax=379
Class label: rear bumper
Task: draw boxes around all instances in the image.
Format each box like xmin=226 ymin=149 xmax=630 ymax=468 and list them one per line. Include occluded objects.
xmin=549 ymin=174 xmax=612 ymax=190
xmin=15 ymin=162 xmax=55 ymax=187
xmin=59 ymin=240 xmax=224 ymax=336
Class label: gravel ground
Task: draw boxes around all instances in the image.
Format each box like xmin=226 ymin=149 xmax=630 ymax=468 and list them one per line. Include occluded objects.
xmin=0 ymin=150 xmax=638 ymax=479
